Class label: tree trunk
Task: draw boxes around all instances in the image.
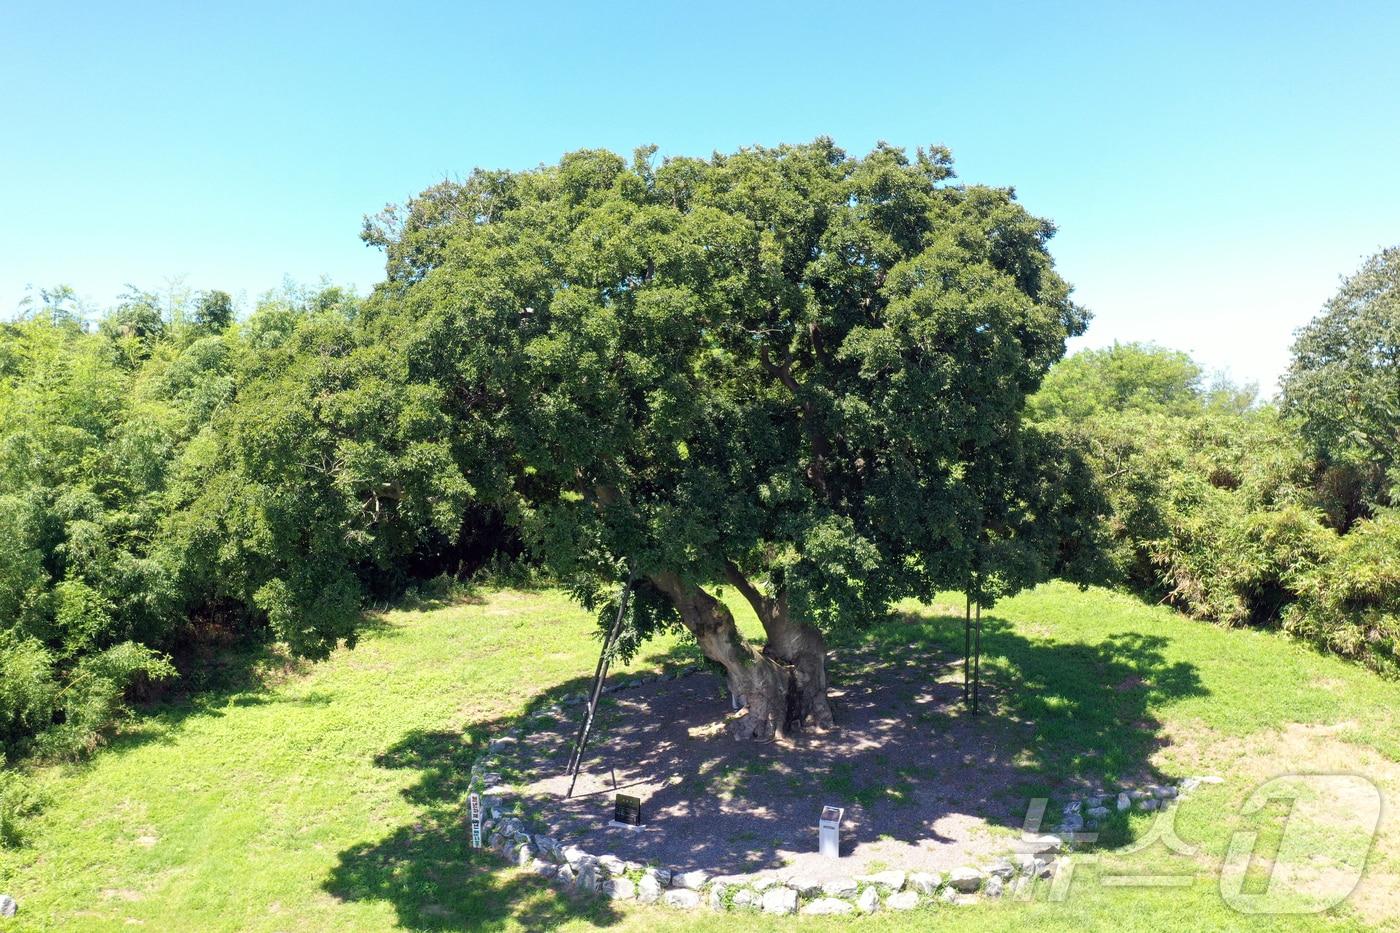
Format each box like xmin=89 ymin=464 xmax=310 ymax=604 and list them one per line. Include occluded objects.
xmin=649 ymin=571 xmax=793 ymax=741
xmin=722 ymin=563 xmax=836 ymax=732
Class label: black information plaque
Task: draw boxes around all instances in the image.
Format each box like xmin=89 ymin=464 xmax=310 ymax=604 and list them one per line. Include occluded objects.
xmin=614 ymin=793 xmax=643 ymax=826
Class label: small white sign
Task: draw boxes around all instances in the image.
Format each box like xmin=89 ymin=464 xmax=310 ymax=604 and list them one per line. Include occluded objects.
xmin=469 ymin=792 xmax=483 ymax=848
xmin=819 ymin=805 xmax=844 ymax=859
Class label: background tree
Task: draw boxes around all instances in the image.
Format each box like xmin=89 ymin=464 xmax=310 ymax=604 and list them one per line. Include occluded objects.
xmin=361 ymin=140 xmax=1097 ymax=740
xmin=192 ymin=289 xmax=235 ymax=334
xmin=1284 ymin=245 xmax=1400 ymax=511
xmin=1026 ymin=341 xmax=1204 ymax=422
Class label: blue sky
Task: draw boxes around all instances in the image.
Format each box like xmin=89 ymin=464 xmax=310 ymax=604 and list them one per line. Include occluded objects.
xmin=3 ymin=1 xmax=1398 ymax=393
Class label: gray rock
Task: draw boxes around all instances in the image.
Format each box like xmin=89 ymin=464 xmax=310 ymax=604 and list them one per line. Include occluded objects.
xmin=1154 ymin=784 xmax=1178 ymax=799
xmin=887 ymin=890 xmax=919 ymax=910
xmin=1138 ymin=798 xmax=1161 ymax=812
xmin=562 ymin=845 xmax=588 ymax=866
xmin=0 ymin=895 xmax=15 ymax=918
xmin=752 ymin=876 xmax=779 ymax=892
xmin=663 ymin=889 xmax=701 ymax=909
xmin=597 ymin=854 xmax=626 ymax=876
xmin=514 ymin=843 xmax=534 ymax=867
xmin=786 ymin=876 xmax=823 ymax=896
xmin=1086 ymin=806 xmax=1111 ymax=820
xmin=948 ymin=866 xmax=983 ymax=893
xmin=855 ymin=886 xmax=880 ymax=914
xmin=673 ymin=869 xmax=709 ymax=890
xmin=987 ymin=858 xmax=1016 ymax=881
xmin=822 ymin=878 xmax=859 ymax=896
xmin=605 ymin=877 xmax=636 ymax=900
xmin=985 ymin=875 xmax=1005 ymax=898
xmin=802 ymin=898 xmax=855 ymax=915
xmin=575 ymin=860 xmax=598 ymax=891
xmin=556 ymin=864 xmax=576 ymax=886
xmin=1063 ymin=799 xmax=1082 ymax=814
xmin=653 ymin=867 xmax=673 ymax=886
xmin=1060 ymin=812 xmax=1085 ymax=833
xmin=708 ymin=883 xmax=727 ymax=910
xmin=1026 ymin=834 xmax=1064 ymax=856
xmin=858 ymin=869 xmax=906 ymax=891
xmin=1117 ymin=792 xmax=1131 ymax=811
xmin=732 ymin=888 xmax=758 ymax=909
xmin=907 ymin=871 xmax=941 ymax=894
xmin=939 ymin=886 xmax=960 ymax=904
xmin=638 ymin=874 xmax=662 ymax=903
xmin=762 ymin=886 xmax=798 ymax=915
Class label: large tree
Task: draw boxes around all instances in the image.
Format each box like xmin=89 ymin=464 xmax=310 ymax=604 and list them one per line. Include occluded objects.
xmin=361 ymin=140 xmax=1095 ymax=740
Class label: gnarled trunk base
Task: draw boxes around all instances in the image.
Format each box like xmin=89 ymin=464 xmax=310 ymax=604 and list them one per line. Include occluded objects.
xmin=651 ymin=571 xmax=833 ymax=741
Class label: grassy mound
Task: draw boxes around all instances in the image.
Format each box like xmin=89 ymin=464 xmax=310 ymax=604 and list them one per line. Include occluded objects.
xmin=0 ymin=584 xmax=1395 ymax=931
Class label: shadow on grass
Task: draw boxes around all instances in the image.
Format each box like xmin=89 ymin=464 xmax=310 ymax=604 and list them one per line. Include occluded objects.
xmin=510 ymin=604 xmax=1208 ymax=875
xmin=322 ymin=699 xmax=627 ymax=930
xmin=322 ymin=597 xmax=1208 ymax=924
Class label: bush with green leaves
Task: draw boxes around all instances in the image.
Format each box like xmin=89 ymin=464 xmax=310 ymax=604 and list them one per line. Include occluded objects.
xmin=1285 ymin=509 xmax=1400 ymax=676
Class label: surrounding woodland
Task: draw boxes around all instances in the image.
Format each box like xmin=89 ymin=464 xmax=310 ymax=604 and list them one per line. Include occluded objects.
xmin=1 ymin=142 xmax=1397 ymax=847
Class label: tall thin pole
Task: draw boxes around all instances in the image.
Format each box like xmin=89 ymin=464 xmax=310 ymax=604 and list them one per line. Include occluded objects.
xmin=963 ymin=589 xmax=971 ymax=706
xmin=972 ymin=595 xmax=982 ymax=715
xmin=566 ymin=570 xmax=635 ymax=797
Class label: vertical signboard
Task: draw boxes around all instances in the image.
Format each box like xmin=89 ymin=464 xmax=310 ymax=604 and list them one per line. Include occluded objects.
xmin=469 ymin=792 xmax=483 ymax=848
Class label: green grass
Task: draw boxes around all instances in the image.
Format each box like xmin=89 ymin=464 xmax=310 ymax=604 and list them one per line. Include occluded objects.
xmin=1 ymin=583 xmax=1397 ymax=931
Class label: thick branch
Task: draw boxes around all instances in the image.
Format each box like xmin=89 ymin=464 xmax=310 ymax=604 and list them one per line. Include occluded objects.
xmin=758 ymin=344 xmax=832 ymax=499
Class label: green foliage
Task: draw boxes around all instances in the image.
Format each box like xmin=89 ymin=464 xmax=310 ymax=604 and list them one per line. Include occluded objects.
xmin=0 ymin=768 xmax=42 ymax=848
xmin=362 ymin=139 xmax=1101 ymax=642
xmin=0 ymin=280 xmax=477 ymax=780
xmin=1027 ymin=342 xmax=1207 ymax=422
xmin=1031 ymin=343 xmax=1321 ymax=626
xmin=162 ymin=310 xmax=473 ymax=659
xmin=1033 ymin=330 xmax=1400 ymax=672
xmin=1284 ymin=245 xmax=1400 ymax=508
xmin=1286 ymin=509 xmax=1400 ymax=676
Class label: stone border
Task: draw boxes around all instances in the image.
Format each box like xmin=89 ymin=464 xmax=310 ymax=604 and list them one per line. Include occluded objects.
xmin=467 ymin=669 xmax=1224 ymax=915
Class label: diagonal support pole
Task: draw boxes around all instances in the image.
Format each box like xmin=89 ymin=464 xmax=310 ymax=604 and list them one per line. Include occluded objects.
xmin=566 ymin=569 xmax=635 ymax=798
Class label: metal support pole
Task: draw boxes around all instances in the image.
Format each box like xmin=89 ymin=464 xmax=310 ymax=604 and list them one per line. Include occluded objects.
xmin=972 ymin=598 xmax=982 ymax=715
xmin=963 ymin=589 xmax=971 ymax=706
xmin=566 ymin=570 xmax=635 ymax=798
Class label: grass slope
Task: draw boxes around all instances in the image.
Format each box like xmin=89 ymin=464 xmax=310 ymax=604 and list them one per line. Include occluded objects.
xmin=1 ymin=583 xmax=1397 ymax=931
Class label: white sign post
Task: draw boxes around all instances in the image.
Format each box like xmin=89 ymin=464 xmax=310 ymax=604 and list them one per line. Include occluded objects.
xmin=819 ymin=805 xmax=844 ymax=859
xmin=469 ymin=792 xmax=483 ymax=848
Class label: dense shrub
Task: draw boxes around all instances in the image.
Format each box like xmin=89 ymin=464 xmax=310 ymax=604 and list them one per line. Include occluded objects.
xmin=1285 ymin=510 xmax=1400 ymax=676
xmin=1036 ymin=326 xmax=1398 ymax=672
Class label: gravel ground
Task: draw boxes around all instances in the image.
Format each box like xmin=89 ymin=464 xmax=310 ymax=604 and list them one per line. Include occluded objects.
xmin=515 ymin=635 xmax=1046 ymax=879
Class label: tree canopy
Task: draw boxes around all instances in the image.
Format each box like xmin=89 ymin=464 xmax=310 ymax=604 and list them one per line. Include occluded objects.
xmin=359 ymin=139 xmax=1104 ymax=738
xmin=1285 ymin=245 xmax=1400 ymax=507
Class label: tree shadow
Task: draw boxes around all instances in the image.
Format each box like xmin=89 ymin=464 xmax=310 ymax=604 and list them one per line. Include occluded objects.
xmin=322 ymin=599 xmax=1207 ymax=925
xmin=498 ymin=604 xmax=1207 ymax=876
xmin=322 ymin=700 xmax=625 ymax=930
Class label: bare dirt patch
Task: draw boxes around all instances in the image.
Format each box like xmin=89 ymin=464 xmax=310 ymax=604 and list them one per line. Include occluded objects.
xmin=515 ymin=644 xmax=1070 ymax=881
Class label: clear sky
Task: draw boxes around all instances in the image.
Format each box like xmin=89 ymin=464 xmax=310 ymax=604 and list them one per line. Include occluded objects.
xmin=3 ymin=1 xmax=1398 ymax=393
